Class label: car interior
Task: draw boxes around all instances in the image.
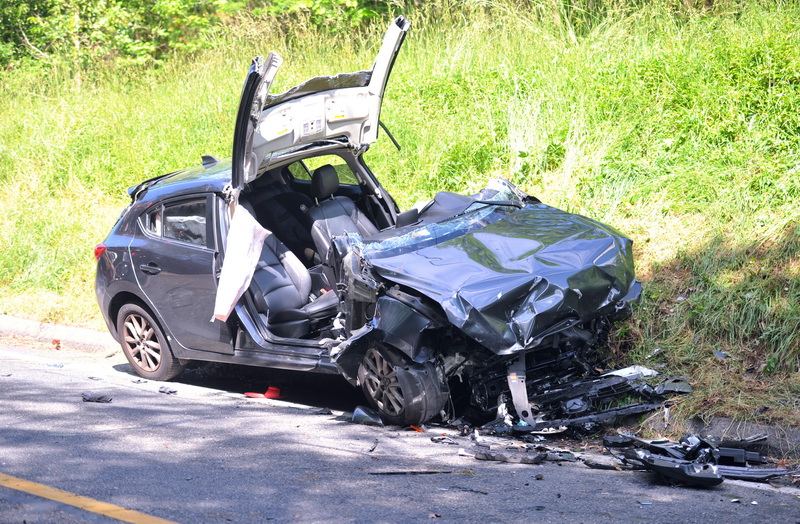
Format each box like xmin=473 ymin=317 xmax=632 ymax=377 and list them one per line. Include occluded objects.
xmin=239 ymin=153 xmax=385 ymax=340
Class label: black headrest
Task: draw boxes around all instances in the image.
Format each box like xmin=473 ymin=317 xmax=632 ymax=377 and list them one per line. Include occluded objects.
xmin=311 ymin=164 xmax=339 ymax=199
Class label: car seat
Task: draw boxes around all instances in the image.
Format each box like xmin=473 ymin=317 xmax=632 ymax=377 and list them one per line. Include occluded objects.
xmin=307 ymin=164 xmax=379 ymax=262
xmin=243 ymin=206 xmax=338 ymax=338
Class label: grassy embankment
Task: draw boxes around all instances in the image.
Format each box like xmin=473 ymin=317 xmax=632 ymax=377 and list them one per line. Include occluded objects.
xmin=0 ymin=1 xmax=797 ymax=427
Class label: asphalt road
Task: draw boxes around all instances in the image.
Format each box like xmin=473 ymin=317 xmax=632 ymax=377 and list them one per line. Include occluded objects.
xmin=1 ymin=340 xmax=798 ymax=523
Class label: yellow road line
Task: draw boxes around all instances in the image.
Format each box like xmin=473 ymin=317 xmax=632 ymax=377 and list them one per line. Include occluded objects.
xmin=0 ymin=472 xmax=177 ymax=524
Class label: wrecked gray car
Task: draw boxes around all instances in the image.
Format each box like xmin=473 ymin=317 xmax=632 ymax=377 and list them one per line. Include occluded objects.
xmin=95 ymin=16 xmax=641 ymax=426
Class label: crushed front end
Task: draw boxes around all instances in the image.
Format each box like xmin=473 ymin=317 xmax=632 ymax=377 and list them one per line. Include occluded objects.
xmin=332 ymin=179 xmax=648 ymax=427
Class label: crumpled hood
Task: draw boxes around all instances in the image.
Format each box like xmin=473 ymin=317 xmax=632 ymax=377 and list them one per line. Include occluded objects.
xmin=366 ymin=203 xmax=640 ymax=354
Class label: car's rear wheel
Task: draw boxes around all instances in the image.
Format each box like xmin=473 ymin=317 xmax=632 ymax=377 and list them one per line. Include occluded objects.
xmin=357 ymin=345 xmax=448 ymax=426
xmin=116 ymin=304 xmax=185 ymax=381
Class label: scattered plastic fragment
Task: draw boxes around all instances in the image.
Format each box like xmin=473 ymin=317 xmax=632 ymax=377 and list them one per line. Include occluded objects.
xmin=244 ymin=387 xmax=282 ymax=399
xmin=264 ymin=387 xmax=281 ymax=399
xmin=638 ymin=501 xmax=653 ymax=505
xmin=603 ymin=365 xmax=658 ymax=379
xmin=88 ymin=376 xmax=102 ymax=381
xmin=314 ymin=408 xmax=333 ymax=415
xmin=603 ymin=435 xmax=634 ymax=448
xmin=624 ymin=448 xmax=724 ymax=487
xmin=751 ymin=501 xmax=758 ymax=505
xmin=158 ymin=386 xmax=177 ymax=395
xmin=645 ymin=348 xmax=662 ymax=359
xmin=431 ymin=435 xmax=458 ymax=445
xmin=131 ymin=378 xmax=147 ymax=384
xmin=81 ymin=391 xmax=112 ymax=403
xmin=368 ymin=439 xmax=379 ymax=453
xmin=457 ymin=448 xmax=473 ymax=458
xmin=534 ymin=474 xmax=544 ymax=480
xmin=409 ymin=425 xmax=425 ymax=433
xmin=474 ymin=451 xmax=545 ymax=464
xmin=655 ymin=377 xmax=693 ymax=395
xmin=614 ymin=433 xmax=794 ymax=486
xmin=545 ymin=451 xmax=577 ymax=462
xmin=730 ymin=499 xmax=740 ymax=503
xmin=714 ymin=350 xmax=730 ymax=359
xmin=352 ymin=405 xmax=384 ymax=426
xmin=370 ymin=470 xmax=452 ymax=475
xmin=245 ymin=387 xmax=280 ymax=399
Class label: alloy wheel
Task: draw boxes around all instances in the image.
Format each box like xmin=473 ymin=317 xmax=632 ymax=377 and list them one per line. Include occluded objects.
xmin=122 ymin=313 xmax=162 ymax=372
xmin=360 ymin=347 xmax=405 ymax=416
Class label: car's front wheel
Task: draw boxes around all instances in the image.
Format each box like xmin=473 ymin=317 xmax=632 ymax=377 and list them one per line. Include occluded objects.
xmin=116 ymin=304 xmax=185 ymax=381
xmin=357 ymin=345 xmax=448 ymax=426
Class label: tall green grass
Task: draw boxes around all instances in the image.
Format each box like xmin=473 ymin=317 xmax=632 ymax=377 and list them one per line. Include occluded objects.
xmin=0 ymin=1 xmax=797 ymax=423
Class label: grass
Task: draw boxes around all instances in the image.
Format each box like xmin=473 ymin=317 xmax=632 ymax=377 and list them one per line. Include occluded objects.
xmin=0 ymin=0 xmax=797 ymax=427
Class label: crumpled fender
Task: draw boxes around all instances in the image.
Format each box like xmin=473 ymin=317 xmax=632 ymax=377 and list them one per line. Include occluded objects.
xmin=331 ymin=295 xmax=438 ymax=384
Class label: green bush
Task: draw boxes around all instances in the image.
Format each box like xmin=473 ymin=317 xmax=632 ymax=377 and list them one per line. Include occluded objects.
xmin=0 ymin=0 xmax=244 ymax=67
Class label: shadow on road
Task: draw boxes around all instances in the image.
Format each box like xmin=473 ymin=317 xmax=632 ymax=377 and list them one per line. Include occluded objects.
xmin=113 ymin=361 xmax=367 ymax=413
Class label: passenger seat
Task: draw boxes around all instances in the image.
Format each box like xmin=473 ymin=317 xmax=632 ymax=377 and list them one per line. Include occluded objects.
xmin=307 ymin=164 xmax=379 ymax=262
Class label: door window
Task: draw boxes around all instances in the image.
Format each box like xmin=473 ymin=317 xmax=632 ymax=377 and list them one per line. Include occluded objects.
xmin=142 ymin=199 xmax=208 ymax=247
xmin=163 ymin=200 xmax=207 ymax=246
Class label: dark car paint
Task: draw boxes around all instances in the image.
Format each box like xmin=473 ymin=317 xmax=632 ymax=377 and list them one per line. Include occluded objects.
xmin=97 ymin=164 xmax=640 ymax=371
xmin=366 ymin=202 xmax=640 ymax=355
xmin=128 ymin=194 xmax=233 ymax=354
xmin=95 ymin=152 xmax=382 ymax=372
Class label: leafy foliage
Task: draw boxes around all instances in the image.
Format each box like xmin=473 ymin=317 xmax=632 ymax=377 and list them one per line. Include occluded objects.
xmin=257 ymin=1 xmax=384 ymax=29
xmin=0 ymin=0 xmax=242 ymax=66
xmin=0 ymin=0 xmax=399 ymax=67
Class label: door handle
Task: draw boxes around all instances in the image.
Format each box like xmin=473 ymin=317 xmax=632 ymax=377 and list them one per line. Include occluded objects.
xmin=139 ymin=263 xmax=161 ymax=275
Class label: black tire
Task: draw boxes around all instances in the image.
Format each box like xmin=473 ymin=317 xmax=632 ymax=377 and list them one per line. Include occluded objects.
xmin=357 ymin=345 xmax=448 ymax=426
xmin=116 ymin=304 xmax=185 ymax=381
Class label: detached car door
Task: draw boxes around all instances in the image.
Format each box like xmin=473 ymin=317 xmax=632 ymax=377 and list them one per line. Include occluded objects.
xmin=129 ymin=194 xmax=233 ymax=354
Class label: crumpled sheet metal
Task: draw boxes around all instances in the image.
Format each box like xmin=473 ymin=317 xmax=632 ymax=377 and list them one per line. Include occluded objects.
xmin=369 ymin=203 xmax=641 ymax=354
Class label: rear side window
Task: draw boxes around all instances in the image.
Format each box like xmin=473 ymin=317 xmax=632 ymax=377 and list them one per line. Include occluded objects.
xmin=141 ymin=198 xmax=208 ymax=247
xmin=144 ymin=206 xmax=162 ymax=235
xmin=163 ymin=200 xmax=207 ymax=246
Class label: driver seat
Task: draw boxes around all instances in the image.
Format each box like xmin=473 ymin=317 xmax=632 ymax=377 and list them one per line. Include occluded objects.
xmin=247 ymin=224 xmax=338 ymax=339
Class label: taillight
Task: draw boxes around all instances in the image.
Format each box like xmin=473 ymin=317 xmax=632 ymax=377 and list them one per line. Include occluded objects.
xmin=94 ymin=244 xmax=107 ymax=261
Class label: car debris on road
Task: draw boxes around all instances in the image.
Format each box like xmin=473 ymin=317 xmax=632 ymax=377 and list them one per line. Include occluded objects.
xmin=81 ymin=391 xmax=112 ymax=403
xmin=614 ymin=433 xmax=799 ymax=487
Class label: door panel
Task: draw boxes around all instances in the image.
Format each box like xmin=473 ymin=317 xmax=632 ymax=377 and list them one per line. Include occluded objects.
xmin=130 ymin=196 xmax=233 ymax=354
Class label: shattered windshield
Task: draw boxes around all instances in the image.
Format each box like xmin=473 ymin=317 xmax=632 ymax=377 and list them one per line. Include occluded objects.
xmin=352 ymin=178 xmax=526 ymax=260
